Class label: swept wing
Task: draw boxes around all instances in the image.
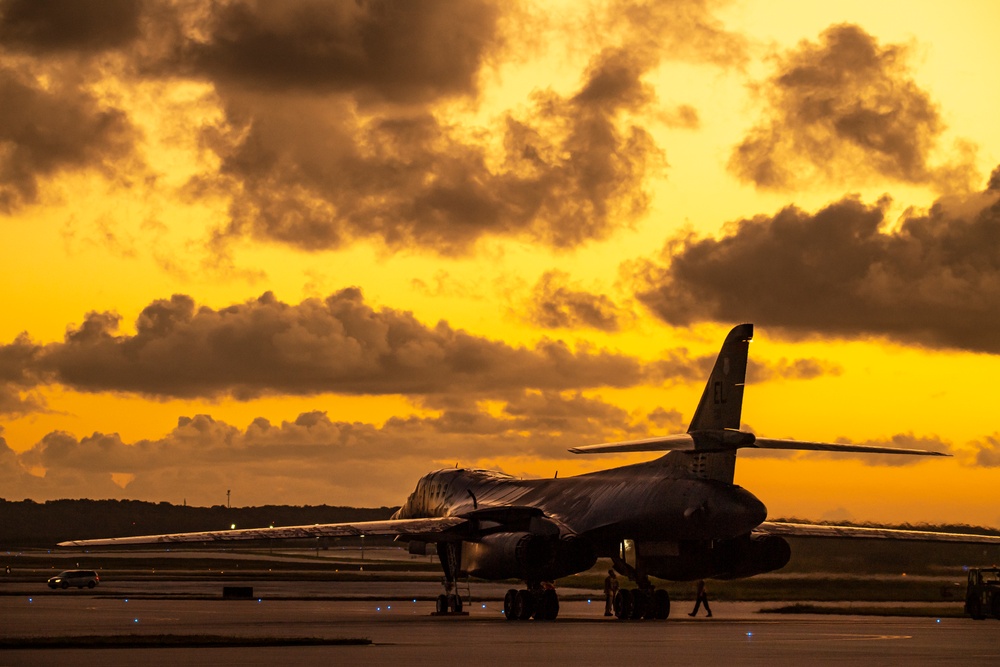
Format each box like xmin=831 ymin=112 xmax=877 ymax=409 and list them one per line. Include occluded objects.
xmin=57 ymin=516 xmax=467 ymax=547
xmin=757 ymin=521 xmax=1000 ymax=544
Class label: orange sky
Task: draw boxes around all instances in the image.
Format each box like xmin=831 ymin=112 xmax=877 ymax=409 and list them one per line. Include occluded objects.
xmin=2 ymin=0 xmax=999 ymax=527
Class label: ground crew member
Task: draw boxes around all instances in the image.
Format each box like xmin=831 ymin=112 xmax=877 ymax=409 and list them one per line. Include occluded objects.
xmin=604 ymin=569 xmax=619 ymax=616
xmin=689 ymin=579 xmax=712 ymax=617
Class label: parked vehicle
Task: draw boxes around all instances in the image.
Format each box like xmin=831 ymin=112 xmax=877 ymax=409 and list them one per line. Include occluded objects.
xmin=965 ymin=567 xmax=1000 ymax=620
xmin=47 ymin=569 xmax=99 ymax=589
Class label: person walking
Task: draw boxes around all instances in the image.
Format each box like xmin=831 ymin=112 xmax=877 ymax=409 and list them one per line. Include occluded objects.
xmin=688 ymin=579 xmax=712 ymax=617
xmin=604 ymin=569 xmax=620 ymax=616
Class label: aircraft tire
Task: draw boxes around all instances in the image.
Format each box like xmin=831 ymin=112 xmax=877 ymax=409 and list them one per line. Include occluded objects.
xmin=436 ymin=594 xmax=448 ymax=614
xmin=536 ymin=588 xmax=559 ymax=620
xmin=504 ymin=589 xmax=518 ymax=620
xmin=448 ymin=594 xmax=463 ymax=613
xmin=631 ymin=590 xmax=646 ymax=620
xmin=653 ymin=589 xmax=671 ymax=620
xmin=515 ymin=589 xmax=535 ymax=620
xmin=614 ymin=589 xmax=633 ymax=620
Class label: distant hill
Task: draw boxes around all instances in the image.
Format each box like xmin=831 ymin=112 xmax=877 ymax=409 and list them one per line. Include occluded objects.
xmin=0 ymin=498 xmax=398 ymax=548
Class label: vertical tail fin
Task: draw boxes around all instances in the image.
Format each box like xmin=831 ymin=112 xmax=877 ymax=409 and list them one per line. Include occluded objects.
xmin=688 ymin=324 xmax=752 ymax=433
xmin=684 ymin=324 xmax=752 ymax=483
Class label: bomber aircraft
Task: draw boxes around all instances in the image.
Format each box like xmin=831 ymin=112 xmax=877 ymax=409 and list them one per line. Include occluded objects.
xmin=60 ymin=324 xmax=1000 ymax=620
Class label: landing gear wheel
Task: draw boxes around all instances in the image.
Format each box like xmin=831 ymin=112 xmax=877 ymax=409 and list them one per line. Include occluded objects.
xmin=436 ymin=594 xmax=448 ymax=614
xmin=614 ymin=589 xmax=633 ymax=620
xmin=653 ymin=589 xmax=671 ymax=620
xmin=504 ymin=589 xmax=518 ymax=620
xmin=515 ymin=589 xmax=535 ymax=620
xmin=535 ymin=588 xmax=559 ymax=620
xmin=448 ymin=593 xmax=463 ymax=613
xmin=631 ymin=589 xmax=647 ymax=619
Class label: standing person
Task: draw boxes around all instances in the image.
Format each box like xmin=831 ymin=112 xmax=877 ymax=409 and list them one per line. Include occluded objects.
xmin=603 ymin=569 xmax=619 ymax=616
xmin=688 ymin=579 xmax=712 ymax=617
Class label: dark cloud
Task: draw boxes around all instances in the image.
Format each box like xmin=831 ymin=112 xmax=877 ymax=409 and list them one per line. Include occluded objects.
xmin=729 ymin=24 xmax=973 ymax=190
xmin=0 ymin=66 xmax=139 ymax=212
xmin=0 ymin=333 xmax=45 ymax=415
xmin=525 ymin=270 xmax=630 ymax=332
xmin=635 ymin=179 xmax=1000 ymax=353
xmin=6 ymin=290 xmax=652 ymax=400
xmin=0 ymin=0 xmax=143 ymax=53
xmin=172 ymin=0 xmax=501 ymax=103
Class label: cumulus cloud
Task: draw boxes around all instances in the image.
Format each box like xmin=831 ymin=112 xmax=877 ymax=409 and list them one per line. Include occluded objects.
xmin=1 ymin=290 xmax=657 ymax=401
xmin=970 ymin=434 xmax=1000 ymax=467
xmin=0 ymin=66 xmax=140 ymax=212
xmin=2 ymin=391 xmax=669 ymax=505
xmin=0 ymin=0 xmax=750 ymax=252
xmin=729 ymin=23 xmax=976 ymax=191
xmin=634 ymin=177 xmax=1000 ymax=353
xmin=607 ymin=0 xmax=748 ymax=68
xmin=197 ymin=41 xmax=664 ymax=254
xmin=524 ymin=270 xmax=631 ymax=332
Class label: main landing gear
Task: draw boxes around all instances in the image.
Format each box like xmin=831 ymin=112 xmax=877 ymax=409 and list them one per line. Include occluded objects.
xmin=611 ymin=550 xmax=671 ymax=620
xmin=504 ymin=583 xmax=560 ymax=621
xmin=613 ymin=587 xmax=670 ymax=620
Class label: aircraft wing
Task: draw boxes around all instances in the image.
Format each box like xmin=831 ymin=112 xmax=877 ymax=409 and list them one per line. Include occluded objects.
xmin=756 ymin=521 xmax=1000 ymax=544
xmin=57 ymin=516 xmax=468 ymax=548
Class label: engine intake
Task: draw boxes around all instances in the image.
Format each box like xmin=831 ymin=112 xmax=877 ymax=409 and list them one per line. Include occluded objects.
xmin=461 ymin=533 xmax=595 ymax=581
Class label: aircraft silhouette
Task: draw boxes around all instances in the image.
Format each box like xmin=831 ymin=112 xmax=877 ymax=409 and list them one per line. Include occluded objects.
xmin=60 ymin=324 xmax=1000 ymax=620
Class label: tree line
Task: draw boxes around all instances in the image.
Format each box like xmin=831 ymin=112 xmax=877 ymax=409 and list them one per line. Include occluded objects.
xmin=0 ymin=498 xmax=398 ymax=548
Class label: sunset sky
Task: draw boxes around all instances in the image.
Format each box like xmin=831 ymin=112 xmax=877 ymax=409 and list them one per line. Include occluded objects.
xmin=2 ymin=0 xmax=999 ymax=527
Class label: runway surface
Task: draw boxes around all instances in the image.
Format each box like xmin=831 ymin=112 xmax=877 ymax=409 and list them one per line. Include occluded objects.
xmin=3 ymin=584 xmax=997 ymax=666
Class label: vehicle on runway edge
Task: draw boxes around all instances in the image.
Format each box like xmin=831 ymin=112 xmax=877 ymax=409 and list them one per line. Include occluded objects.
xmin=59 ymin=324 xmax=1000 ymax=621
xmin=47 ymin=569 xmax=99 ymax=589
xmin=965 ymin=567 xmax=1000 ymax=620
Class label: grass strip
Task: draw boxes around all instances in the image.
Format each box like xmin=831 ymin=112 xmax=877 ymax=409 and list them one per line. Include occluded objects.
xmin=0 ymin=635 xmax=371 ymax=650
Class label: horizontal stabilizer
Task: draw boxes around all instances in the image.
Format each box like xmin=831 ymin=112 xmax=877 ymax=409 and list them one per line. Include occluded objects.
xmin=570 ymin=430 xmax=949 ymax=457
xmin=568 ymin=433 xmax=698 ymax=454
xmin=750 ymin=438 xmax=948 ymax=457
xmin=758 ymin=521 xmax=1000 ymax=544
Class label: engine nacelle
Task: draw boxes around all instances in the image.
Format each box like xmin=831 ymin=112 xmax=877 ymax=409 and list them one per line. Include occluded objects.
xmin=640 ymin=534 xmax=791 ymax=581
xmin=713 ymin=534 xmax=791 ymax=579
xmin=461 ymin=532 xmax=596 ymax=581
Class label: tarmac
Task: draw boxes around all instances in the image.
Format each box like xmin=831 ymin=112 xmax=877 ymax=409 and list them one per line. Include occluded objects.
xmin=2 ymin=580 xmax=998 ymax=666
